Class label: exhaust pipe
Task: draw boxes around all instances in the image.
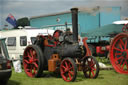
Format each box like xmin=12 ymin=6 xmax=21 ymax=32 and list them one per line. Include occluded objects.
xmin=71 ymin=8 xmax=78 ymax=42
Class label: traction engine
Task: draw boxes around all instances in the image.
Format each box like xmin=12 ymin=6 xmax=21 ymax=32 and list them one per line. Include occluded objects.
xmin=23 ymin=8 xmax=100 ymax=82
xmin=109 ymin=23 xmax=128 ymax=74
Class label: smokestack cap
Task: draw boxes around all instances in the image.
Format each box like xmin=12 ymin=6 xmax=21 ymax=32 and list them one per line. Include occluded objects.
xmin=71 ymin=8 xmax=78 ymax=11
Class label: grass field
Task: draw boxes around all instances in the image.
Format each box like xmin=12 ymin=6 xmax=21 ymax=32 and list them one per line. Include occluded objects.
xmin=8 ymin=69 xmax=128 ymax=85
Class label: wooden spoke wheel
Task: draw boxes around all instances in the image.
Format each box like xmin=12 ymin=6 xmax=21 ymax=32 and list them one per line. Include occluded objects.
xmin=23 ymin=45 xmax=44 ymax=77
xmin=60 ymin=58 xmax=77 ymax=82
xmin=83 ymin=56 xmax=99 ymax=78
xmin=110 ymin=33 xmax=128 ymax=74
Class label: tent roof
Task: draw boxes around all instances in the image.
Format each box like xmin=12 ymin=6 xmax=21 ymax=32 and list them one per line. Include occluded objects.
xmin=81 ymin=24 xmax=124 ymax=37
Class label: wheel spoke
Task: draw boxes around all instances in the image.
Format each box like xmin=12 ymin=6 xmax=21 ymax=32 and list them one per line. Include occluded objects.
xmin=68 ymin=73 xmax=72 ymax=80
xmin=62 ymin=75 xmax=68 ymax=81
xmin=118 ymin=43 xmax=123 ymax=50
xmin=115 ymin=56 xmax=123 ymax=62
xmin=33 ymin=59 xmax=38 ymax=62
xmin=113 ymin=47 xmax=122 ymax=52
xmin=90 ymin=59 xmax=94 ymax=66
xmin=90 ymin=62 xmax=95 ymax=67
xmin=69 ymin=71 xmax=74 ymax=76
xmin=120 ymin=39 xmax=125 ymax=46
xmin=115 ymin=53 xmax=122 ymax=56
xmin=62 ymin=71 xmax=66 ymax=75
xmin=24 ymin=60 xmax=30 ymax=64
xmin=119 ymin=58 xmax=124 ymax=66
xmin=124 ymin=40 xmax=127 ymax=50
xmin=91 ymin=67 xmax=96 ymax=71
xmin=65 ymin=61 xmax=68 ymax=68
xmin=61 ymin=65 xmax=66 ymax=69
xmin=69 ymin=67 xmax=73 ymax=70
xmin=127 ymin=54 xmax=128 ymax=59
xmin=33 ymin=62 xmax=38 ymax=68
xmin=121 ymin=60 xmax=126 ymax=69
xmin=30 ymin=49 xmax=34 ymax=59
xmin=27 ymin=52 xmax=32 ymax=59
xmin=26 ymin=68 xmax=30 ymax=72
xmin=91 ymin=70 xmax=95 ymax=77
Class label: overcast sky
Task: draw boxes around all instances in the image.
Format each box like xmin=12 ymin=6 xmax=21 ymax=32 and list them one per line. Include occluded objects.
xmin=0 ymin=0 xmax=128 ymax=29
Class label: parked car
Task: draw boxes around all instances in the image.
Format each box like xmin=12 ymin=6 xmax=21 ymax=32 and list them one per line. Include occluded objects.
xmin=0 ymin=38 xmax=12 ymax=85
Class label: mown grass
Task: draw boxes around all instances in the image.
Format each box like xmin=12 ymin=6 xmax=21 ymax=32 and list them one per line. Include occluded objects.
xmin=8 ymin=69 xmax=128 ymax=85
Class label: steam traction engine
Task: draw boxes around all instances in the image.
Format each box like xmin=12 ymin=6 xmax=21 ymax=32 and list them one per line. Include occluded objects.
xmin=109 ymin=23 xmax=128 ymax=74
xmin=23 ymin=8 xmax=100 ymax=82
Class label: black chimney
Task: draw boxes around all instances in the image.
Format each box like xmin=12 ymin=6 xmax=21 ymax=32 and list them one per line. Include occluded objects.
xmin=71 ymin=8 xmax=78 ymax=42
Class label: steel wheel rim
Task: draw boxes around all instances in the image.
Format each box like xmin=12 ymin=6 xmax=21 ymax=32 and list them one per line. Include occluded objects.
xmin=60 ymin=59 xmax=75 ymax=82
xmin=23 ymin=47 xmax=39 ymax=77
xmin=83 ymin=57 xmax=97 ymax=78
xmin=110 ymin=33 xmax=128 ymax=74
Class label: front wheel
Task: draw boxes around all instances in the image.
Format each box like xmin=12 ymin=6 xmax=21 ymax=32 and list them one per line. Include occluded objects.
xmin=60 ymin=58 xmax=77 ymax=82
xmin=82 ymin=56 xmax=99 ymax=78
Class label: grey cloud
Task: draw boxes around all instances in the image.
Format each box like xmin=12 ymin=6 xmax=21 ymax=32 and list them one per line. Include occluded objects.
xmin=0 ymin=0 xmax=128 ymax=29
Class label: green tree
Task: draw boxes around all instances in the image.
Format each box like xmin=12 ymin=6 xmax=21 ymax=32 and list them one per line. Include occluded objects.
xmin=14 ymin=17 xmax=30 ymax=29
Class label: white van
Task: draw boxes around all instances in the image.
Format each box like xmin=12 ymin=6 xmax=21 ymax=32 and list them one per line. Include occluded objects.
xmin=0 ymin=28 xmax=55 ymax=60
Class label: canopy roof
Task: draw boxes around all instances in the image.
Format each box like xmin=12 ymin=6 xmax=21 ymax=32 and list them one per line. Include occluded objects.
xmin=81 ymin=24 xmax=124 ymax=37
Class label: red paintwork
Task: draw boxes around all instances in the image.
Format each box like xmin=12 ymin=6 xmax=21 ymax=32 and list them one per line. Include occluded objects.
xmin=122 ymin=23 xmax=128 ymax=32
xmin=86 ymin=58 xmax=97 ymax=78
xmin=45 ymin=41 xmax=57 ymax=47
xmin=82 ymin=37 xmax=92 ymax=56
xmin=60 ymin=59 xmax=75 ymax=82
xmin=110 ymin=33 xmax=128 ymax=74
xmin=96 ymin=45 xmax=110 ymax=55
xmin=7 ymin=60 xmax=11 ymax=69
xmin=96 ymin=46 xmax=105 ymax=55
xmin=23 ymin=47 xmax=39 ymax=77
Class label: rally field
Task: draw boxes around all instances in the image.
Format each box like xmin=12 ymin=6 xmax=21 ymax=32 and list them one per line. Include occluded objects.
xmin=8 ymin=70 xmax=128 ymax=85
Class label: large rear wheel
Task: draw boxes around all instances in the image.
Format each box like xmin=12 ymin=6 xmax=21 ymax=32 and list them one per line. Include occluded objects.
xmin=110 ymin=33 xmax=128 ymax=74
xmin=60 ymin=58 xmax=77 ymax=82
xmin=23 ymin=45 xmax=44 ymax=77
